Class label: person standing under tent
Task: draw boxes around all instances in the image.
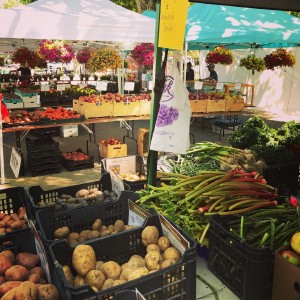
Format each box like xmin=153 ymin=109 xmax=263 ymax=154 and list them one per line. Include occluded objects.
xmin=186 ymin=62 xmax=195 ymax=92
xmin=201 ymin=63 xmax=218 ymax=82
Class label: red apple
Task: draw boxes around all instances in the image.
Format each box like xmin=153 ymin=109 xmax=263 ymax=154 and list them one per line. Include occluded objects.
xmin=281 ymin=250 xmax=300 ymax=266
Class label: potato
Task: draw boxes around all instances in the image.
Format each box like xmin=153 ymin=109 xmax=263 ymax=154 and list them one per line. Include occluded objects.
xmin=127 ymin=255 xmax=145 ymax=270
xmin=18 ymin=207 xmax=26 ymax=220
xmin=113 ymin=279 xmax=126 ymax=287
xmin=120 ymin=266 xmax=134 ymax=281
xmin=107 ymin=225 xmax=114 ymax=233
xmin=0 ymin=275 xmax=5 ymax=285
xmin=15 ymin=281 xmax=37 ymax=300
xmin=77 ymin=236 xmax=87 ymax=243
xmin=27 ymin=273 xmax=40 ymax=284
xmin=16 ymin=252 xmax=40 ymax=270
xmin=100 ymin=225 xmax=107 ymax=232
xmin=69 ymin=239 xmax=78 ymax=246
xmin=37 ymin=284 xmax=60 ymax=300
xmin=53 ymin=227 xmax=70 ymax=239
xmin=0 ymin=221 xmax=7 ymax=228
xmin=79 ymin=230 xmax=91 ymax=238
xmin=87 ymin=230 xmax=100 ymax=240
xmin=5 ymin=265 xmax=29 ymax=281
xmin=0 ymin=256 xmax=14 ymax=275
xmin=101 ymin=279 xmax=114 ymax=290
xmin=100 ymin=230 xmax=111 ymax=237
xmin=85 ymin=270 xmax=105 ymax=291
xmin=127 ymin=267 xmax=149 ymax=281
xmin=1 ymin=288 xmax=16 ymax=300
xmin=100 ymin=261 xmax=121 ymax=280
xmin=67 ymin=232 xmax=80 ymax=242
xmin=0 ymin=228 xmax=6 ymax=234
xmin=0 ymin=281 xmax=22 ymax=296
xmin=164 ymin=247 xmax=181 ymax=263
xmin=114 ymin=220 xmax=124 ymax=231
xmin=10 ymin=220 xmax=26 ymax=230
xmin=2 ymin=216 xmax=12 ymax=223
xmin=146 ymin=244 xmax=161 ymax=253
xmin=0 ymin=250 xmax=15 ymax=264
xmin=91 ymin=219 xmax=102 ymax=231
xmin=75 ymin=189 xmax=89 ymax=198
xmin=141 ymin=226 xmax=159 ymax=247
xmin=95 ymin=261 xmax=104 ymax=271
xmin=62 ymin=265 xmax=74 ymax=285
xmin=74 ymin=275 xmax=86 ymax=287
xmin=124 ymin=225 xmax=135 ymax=231
xmin=121 ymin=262 xmax=128 ymax=270
xmin=10 ymin=213 xmax=19 ymax=221
xmin=157 ymin=236 xmax=171 ymax=252
xmin=72 ymin=245 xmax=96 ymax=277
xmin=160 ymin=259 xmax=176 ymax=269
xmin=30 ymin=267 xmax=45 ymax=280
xmin=145 ymin=251 xmax=162 ymax=271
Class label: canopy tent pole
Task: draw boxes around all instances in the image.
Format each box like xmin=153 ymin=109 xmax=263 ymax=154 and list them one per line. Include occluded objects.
xmin=147 ymin=1 xmax=163 ymax=187
xmin=0 ymin=98 xmax=6 ymax=185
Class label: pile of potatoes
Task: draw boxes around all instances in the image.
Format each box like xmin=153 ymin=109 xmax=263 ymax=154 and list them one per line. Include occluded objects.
xmin=0 ymin=250 xmax=60 ymax=300
xmin=53 ymin=219 xmax=136 ymax=245
xmin=37 ymin=188 xmax=119 ymax=211
xmin=0 ymin=207 xmax=28 ymax=234
xmin=62 ymin=225 xmax=181 ymax=293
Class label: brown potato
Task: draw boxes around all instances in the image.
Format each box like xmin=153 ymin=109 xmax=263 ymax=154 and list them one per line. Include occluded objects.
xmin=69 ymin=239 xmax=79 ymax=246
xmin=74 ymin=275 xmax=86 ymax=287
xmin=95 ymin=261 xmax=104 ymax=271
xmin=2 ymin=216 xmax=12 ymax=223
xmin=85 ymin=270 xmax=105 ymax=291
xmin=53 ymin=226 xmax=70 ymax=239
xmin=16 ymin=252 xmax=40 ymax=270
xmin=100 ymin=230 xmax=111 ymax=237
xmin=101 ymin=279 xmax=114 ymax=290
xmin=107 ymin=225 xmax=114 ymax=233
xmin=0 ymin=275 xmax=5 ymax=285
xmin=124 ymin=225 xmax=135 ymax=231
xmin=141 ymin=226 xmax=159 ymax=247
xmin=77 ymin=236 xmax=87 ymax=243
xmin=27 ymin=273 xmax=40 ymax=284
xmin=10 ymin=220 xmax=26 ymax=230
xmin=100 ymin=261 xmax=121 ymax=280
xmin=157 ymin=236 xmax=171 ymax=252
xmin=87 ymin=230 xmax=100 ymax=240
xmin=79 ymin=230 xmax=91 ymax=238
xmin=10 ymin=213 xmax=19 ymax=221
xmin=67 ymin=232 xmax=80 ymax=242
xmin=0 ymin=256 xmax=14 ymax=276
xmin=0 ymin=228 xmax=6 ymax=234
xmin=0 ymin=250 xmax=15 ymax=264
xmin=15 ymin=281 xmax=37 ymax=300
xmin=127 ymin=267 xmax=149 ymax=281
xmin=92 ymin=219 xmax=102 ymax=231
xmin=160 ymin=259 xmax=176 ymax=269
xmin=62 ymin=265 xmax=74 ymax=285
xmin=127 ymin=255 xmax=145 ymax=270
xmin=5 ymin=265 xmax=29 ymax=281
xmin=120 ymin=266 xmax=134 ymax=281
xmin=113 ymin=279 xmax=126 ymax=287
xmin=114 ymin=220 xmax=124 ymax=231
xmin=145 ymin=251 xmax=162 ymax=271
xmin=0 ymin=281 xmax=22 ymax=296
xmin=29 ymin=267 xmax=45 ymax=279
xmin=72 ymin=245 xmax=96 ymax=277
xmin=164 ymin=247 xmax=181 ymax=263
xmin=146 ymin=244 xmax=161 ymax=253
xmin=0 ymin=221 xmax=7 ymax=228
xmin=37 ymin=284 xmax=60 ymax=300
xmin=1 ymin=287 xmax=16 ymax=300
xmin=100 ymin=225 xmax=107 ymax=232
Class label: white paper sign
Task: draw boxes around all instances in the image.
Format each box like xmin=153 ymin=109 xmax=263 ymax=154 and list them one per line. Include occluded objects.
xmin=103 ymin=156 xmax=137 ymax=175
xmin=88 ymin=81 xmax=96 ymax=86
xmin=148 ymin=81 xmax=153 ymax=90
xmin=10 ymin=147 xmax=22 ymax=178
xmin=96 ymin=81 xmax=108 ymax=91
xmin=128 ymin=200 xmax=150 ymax=227
xmin=41 ymin=84 xmax=50 ymax=92
xmin=57 ymin=84 xmax=65 ymax=91
xmin=234 ymin=82 xmax=242 ymax=90
xmin=124 ymin=81 xmax=135 ymax=91
xmin=109 ymin=170 xmax=124 ymax=197
xmin=216 ymin=82 xmax=224 ymax=90
xmin=194 ymin=81 xmax=203 ymax=90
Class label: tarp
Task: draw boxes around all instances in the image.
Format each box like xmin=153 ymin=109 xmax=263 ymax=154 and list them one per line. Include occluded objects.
xmin=0 ymin=0 xmax=155 ymax=51
xmin=186 ymin=3 xmax=300 ymax=49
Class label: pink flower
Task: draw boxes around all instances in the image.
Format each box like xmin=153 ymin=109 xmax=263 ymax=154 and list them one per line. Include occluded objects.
xmin=289 ymin=196 xmax=298 ymax=207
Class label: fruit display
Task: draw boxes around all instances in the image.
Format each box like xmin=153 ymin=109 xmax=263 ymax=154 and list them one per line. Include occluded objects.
xmin=37 ymin=187 xmax=119 ymax=210
xmin=61 ymin=226 xmax=181 ymax=291
xmin=9 ymin=110 xmax=45 ymax=124
xmin=61 ymin=151 xmax=91 ymax=161
xmin=99 ymin=138 xmax=121 ymax=146
xmin=78 ymin=93 xmax=151 ymax=103
xmin=40 ymin=106 xmax=81 ymax=120
xmin=0 ymin=250 xmax=59 ymax=299
xmin=53 ymin=219 xmax=136 ymax=246
xmin=189 ymin=91 xmax=226 ymax=100
xmin=0 ymin=207 xmax=28 ymax=234
xmin=281 ymin=231 xmax=300 ymax=266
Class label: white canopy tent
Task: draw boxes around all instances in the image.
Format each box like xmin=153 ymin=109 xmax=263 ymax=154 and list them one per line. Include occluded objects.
xmin=0 ymin=0 xmax=155 ymax=52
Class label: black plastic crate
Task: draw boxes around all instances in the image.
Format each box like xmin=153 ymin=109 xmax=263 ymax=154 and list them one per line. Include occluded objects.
xmin=31 ymin=127 xmax=59 ymax=138
xmin=208 ymin=215 xmax=274 ymax=300
xmin=49 ymin=214 xmax=197 ymax=300
xmin=30 ymin=167 xmax=61 ymax=177
xmin=61 ymin=151 xmax=94 ymax=171
xmin=26 ymin=173 xmax=130 ymax=218
xmin=28 ymin=155 xmax=60 ymax=166
xmin=26 ymin=141 xmax=59 ymax=153
xmin=263 ymin=160 xmax=299 ymax=197
xmin=36 ymin=191 xmax=138 ymax=249
xmin=26 ymin=134 xmax=55 ymax=145
xmin=114 ymin=290 xmax=144 ymax=300
xmin=62 ymin=161 xmax=95 ymax=172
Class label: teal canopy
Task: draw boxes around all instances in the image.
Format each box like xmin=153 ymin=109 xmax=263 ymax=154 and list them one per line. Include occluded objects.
xmin=143 ymin=4 xmax=300 ymax=49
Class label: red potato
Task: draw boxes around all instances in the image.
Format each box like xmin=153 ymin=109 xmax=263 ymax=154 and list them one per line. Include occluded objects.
xmin=30 ymin=267 xmax=45 ymax=280
xmin=0 ymin=213 xmax=6 ymax=221
xmin=27 ymin=273 xmax=40 ymax=284
xmin=0 ymin=221 xmax=7 ymax=228
xmin=0 ymin=250 xmax=15 ymax=264
xmin=5 ymin=265 xmax=29 ymax=281
xmin=18 ymin=207 xmax=26 ymax=220
xmin=6 ymin=220 xmax=14 ymax=227
xmin=0 ymin=228 xmax=6 ymax=234
xmin=0 ymin=256 xmax=14 ymax=276
xmin=2 ymin=216 xmax=12 ymax=223
xmin=0 ymin=275 xmax=5 ymax=285
xmin=0 ymin=281 xmax=22 ymax=296
xmin=0 ymin=287 xmax=17 ymax=300
xmin=10 ymin=220 xmax=26 ymax=231
xmin=16 ymin=252 xmax=40 ymax=270
xmin=10 ymin=214 xmax=19 ymax=221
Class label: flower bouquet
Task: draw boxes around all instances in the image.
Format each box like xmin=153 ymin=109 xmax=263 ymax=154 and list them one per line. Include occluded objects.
xmin=264 ymin=48 xmax=296 ymax=70
xmin=240 ymin=54 xmax=265 ymax=74
xmin=86 ymin=48 xmax=122 ymax=73
xmin=131 ymin=43 xmax=154 ymax=68
xmin=11 ymin=47 xmax=41 ymax=68
xmin=0 ymin=57 xmax=4 ymax=67
xmin=76 ymin=48 xmax=92 ymax=64
xmin=37 ymin=40 xmax=75 ymax=63
xmin=205 ymin=46 xmax=234 ymax=65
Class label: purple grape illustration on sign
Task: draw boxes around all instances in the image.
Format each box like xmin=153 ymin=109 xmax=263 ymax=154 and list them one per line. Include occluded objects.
xmin=156 ymin=104 xmax=179 ymax=127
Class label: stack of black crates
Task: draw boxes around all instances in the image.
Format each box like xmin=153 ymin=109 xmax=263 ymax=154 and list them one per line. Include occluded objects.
xmin=26 ymin=128 xmax=60 ymax=176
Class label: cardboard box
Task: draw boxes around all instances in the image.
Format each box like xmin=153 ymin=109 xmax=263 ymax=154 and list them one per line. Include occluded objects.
xmin=138 ymin=128 xmax=150 ymax=156
xmin=272 ymin=245 xmax=300 ymax=300
xmin=4 ymin=101 xmax=24 ymax=109
xmin=22 ymin=95 xmax=39 ymax=103
xmin=73 ymin=99 xmax=79 ymax=112
xmin=190 ymin=99 xmax=207 ymax=113
xmin=99 ymin=143 xmax=127 ymax=158
xmin=23 ymin=101 xmax=40 ymax=108
xmin=60 ymin=125 xmax=79 ymax=137
xmin=113 ymin=101 xmax=140 ymax=117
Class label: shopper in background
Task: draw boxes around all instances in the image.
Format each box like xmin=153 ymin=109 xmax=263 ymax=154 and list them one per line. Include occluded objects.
xmin=186 ymin=62 xmax=195 ymax=92
xmin=201 ymin=63 xmax=218 ymax=82
xmin=10 ymin=62 xmax=31 ymax=76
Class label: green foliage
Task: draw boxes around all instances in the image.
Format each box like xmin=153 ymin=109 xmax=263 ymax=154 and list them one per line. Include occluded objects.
xmin=111 ymin=0 xmax=138 ymax=12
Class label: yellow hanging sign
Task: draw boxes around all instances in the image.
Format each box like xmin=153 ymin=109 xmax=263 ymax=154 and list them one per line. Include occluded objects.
xmin=158 ymin=0 xmax=189 ymax=50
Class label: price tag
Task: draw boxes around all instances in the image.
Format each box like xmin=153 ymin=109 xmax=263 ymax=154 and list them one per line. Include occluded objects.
xmin=103 ymin=155 xmax=136 ymax=174
xmin=10 ymin=147 xmax=21 ymax=178
xmin=65 ymin=84 xmax=71 ymax=89
xmin=148 ymin=81 xmax=153 ymax=90
xmin=109 ymin=170 xmax=124 ymax=198
xmin=136 ymin=289 xmax=147 ymax=300
xmin=88 ymin=81 xmax=96 ymax=86
xmin=216 ymin=82 xmax=224 ymax=90
xmin=41 ymin=84 xmax=50 ymax=92
xmin=124 ymin=81 xmax=135 ymax=91
xmin=194 ymin=81 xmax=203 ymax=90
xmin=96 ymin=81 xmax=108 ymax=91
xmin=128 ymin=200 xmax=151 ymax=227
xmin=142 ymin=74 xmax=146 ymax=81
xmin=234 ymin=82 xmax=242 ymax=90
xmin=29 ymin=220 xmax=51 ymax=283
xmin=57 ymin=84 xmax=65 ymax=91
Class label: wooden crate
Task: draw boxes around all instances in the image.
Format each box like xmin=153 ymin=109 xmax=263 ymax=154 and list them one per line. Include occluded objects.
xmin=207 ymin=99 xmax=226 ymax=113
xmin=139 ymin=101 xmax=151 ymax=116
xmin=226 ymin=98 xmax=245 ymax=112
xmin=99 ymin=143 xmax=127 ymax=158
xmin=113 ymin=101 xmax=140 ymax=117
xmin=73 ymin=99 xmax=79 ymax=112
xmin=78 ymin=101 xmax=113 ymax=119
xmin=138 ymin=128 xmax=150 ymax=155
xmin=189 ymin=99 xmax=207 ymax=113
